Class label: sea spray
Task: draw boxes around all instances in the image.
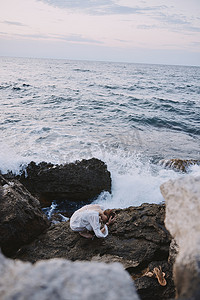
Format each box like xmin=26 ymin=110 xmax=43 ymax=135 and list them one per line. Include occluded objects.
xmin=1 ymin=137 xmax=199 ymax=209
xmin=42 ymin=201 xmax=69 ymax=223
xmin=92 ymin=150 xmax=184 ymax=208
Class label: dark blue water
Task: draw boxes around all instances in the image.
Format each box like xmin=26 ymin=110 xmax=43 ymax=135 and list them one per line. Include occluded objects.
xmin=0 ymin=57 xmax=200 ymax=208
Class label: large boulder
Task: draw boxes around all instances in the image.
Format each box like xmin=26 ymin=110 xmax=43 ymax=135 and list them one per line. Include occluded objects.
xmin=160 ymin=175 xmax=200 ymax=300
xmin=13 ymin=203 xmax=175 ymax=300
xmin=0 ymin=175 xmax=49 ymax=256
xmin=0 ymin=251 xmax=139 ymax=300
xmin=13 ymin=158 xmax=111 ymax=207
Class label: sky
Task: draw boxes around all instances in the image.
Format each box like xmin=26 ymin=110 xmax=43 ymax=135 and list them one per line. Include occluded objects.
xmin=0 ymin=0 xmax=200 ymax=66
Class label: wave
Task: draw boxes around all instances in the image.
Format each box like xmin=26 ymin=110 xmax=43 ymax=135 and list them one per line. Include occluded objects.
xmin=3 ymin=119 xmax=21 ymax=124
xmin=0 ymin=142 xmax=192 ymax=208
xmin=73 ymin=68 xmax=91 ymax=73
xmin=127 ymin=115 xmax=199 ymax=135
xmin=1 ymin=132 xmax=200 ymax=209
xmin=0 ymin=82 xmax=11 ymax=89
xmin=0 ymin=82 xmax=31 ymax=91
xmin=126 ymin=85 xmax=162 ymax=91
xmin=42 ymin=95 xmax=73 ymax=105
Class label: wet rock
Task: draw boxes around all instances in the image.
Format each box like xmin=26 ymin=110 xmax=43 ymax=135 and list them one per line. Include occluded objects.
xmin=168 ymin=239 xmax=179 ymax=265
xmin=14 ymin=158 xmax=111 ymax=207
xmin=161 ymin=175 xmax=200 ymax=300
xmin=0 ymin=185 xmax=3 ymax=200
xmin=13 ymin=203 xmax=175 ymax=300
xmin=159 ymin=158 xmax=200 ymax=172
xmin=0 ymin=251 xmax=139 ymax=300
xmin=0 ymin=175 xmax=49 ymax=256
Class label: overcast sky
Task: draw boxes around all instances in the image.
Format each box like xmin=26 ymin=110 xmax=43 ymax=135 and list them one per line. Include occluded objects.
xmin=0 ymin=0 xmax=200 ymax=65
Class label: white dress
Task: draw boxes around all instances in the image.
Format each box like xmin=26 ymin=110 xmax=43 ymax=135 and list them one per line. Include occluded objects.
xmin=70 ymin=204 xmax=108 ymax=238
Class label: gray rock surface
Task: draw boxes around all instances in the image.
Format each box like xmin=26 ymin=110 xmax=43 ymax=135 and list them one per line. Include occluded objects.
xmin=0 ymin=175 xmax=49 ymax=256
xmin=160 ymin=175 xmax=200 ymax=300
xmin=0 ymin=251 xmax=139 ymax=300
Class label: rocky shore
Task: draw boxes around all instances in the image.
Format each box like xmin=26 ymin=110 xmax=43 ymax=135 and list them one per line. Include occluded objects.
xmin=0 ymin=158 xmax=200 ymax=300
xmin=12 ymin=203 xmax=175 ymax=300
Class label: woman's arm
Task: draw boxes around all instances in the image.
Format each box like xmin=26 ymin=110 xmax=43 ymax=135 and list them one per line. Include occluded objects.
xmin=101 ymin=226 xmax=106 ymax=233
xmin=89 ymin=214 xmax=108 ymax=238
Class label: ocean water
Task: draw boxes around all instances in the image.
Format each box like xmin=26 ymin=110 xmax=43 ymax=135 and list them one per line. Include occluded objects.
xmin=0 ymin=56 xmax=200 ymax=208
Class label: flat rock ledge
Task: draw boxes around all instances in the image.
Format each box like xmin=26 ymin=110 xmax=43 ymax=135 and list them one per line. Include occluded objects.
xmin=161 ymin=175 xmax=200 ymax=300
xmin=0 ymin=251 xmax=139 ymax=300
xmin=12 ymin=203 xmax=175 ymax=300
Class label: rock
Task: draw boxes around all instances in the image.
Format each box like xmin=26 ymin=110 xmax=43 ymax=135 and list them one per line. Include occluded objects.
xmin=13 ymin=203 xmax=175 ymax=300
xmin=160 ymin=175 xmax=200 ymax=300
xmin=168 ymin=239 xmax=179 ymax=265
xmin=159 ymin=158 xmax=200 ymax=172
xmin=0 ymin=175 xmax=49 ymax=256
xmin=13 ymin=158 xmax=111 ymax=207
xmin=0 ymin=185 xmax=3 ymax=200
xmin=0 ymin=251 xmax=139 ymax=300
xmin=91 ymin=254 xmax=140 ymax=269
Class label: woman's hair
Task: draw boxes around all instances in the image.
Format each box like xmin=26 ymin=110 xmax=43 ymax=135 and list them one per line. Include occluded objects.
xmin=103 ymin=209 xmax=115 ymax=220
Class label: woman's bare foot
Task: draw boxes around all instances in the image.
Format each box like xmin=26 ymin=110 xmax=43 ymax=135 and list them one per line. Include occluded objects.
xmin=79 ymin=232 xmax=94 ymax=239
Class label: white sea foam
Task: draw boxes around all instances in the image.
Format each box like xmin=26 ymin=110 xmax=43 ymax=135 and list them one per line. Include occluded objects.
xmin=0 ymin=143 xmax=28 ymax=174
xmin=92 ymin=150 xmax=186 ymax=209
xmin=188 ymin=164 xmax=200 ymax=177
xmin=1 ymin=139 xmax=199 ymax=209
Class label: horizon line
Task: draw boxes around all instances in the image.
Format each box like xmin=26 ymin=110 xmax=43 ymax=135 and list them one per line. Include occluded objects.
xmin=1 ymin=54 xmax=200 ymax=68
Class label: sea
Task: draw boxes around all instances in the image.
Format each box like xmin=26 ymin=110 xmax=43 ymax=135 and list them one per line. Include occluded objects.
xmin=0 ymin=56 xmax=200 ymax=209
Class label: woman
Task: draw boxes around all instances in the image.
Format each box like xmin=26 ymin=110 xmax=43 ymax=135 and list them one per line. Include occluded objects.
xmin=70 ymin=204 xmax=116 ymax=238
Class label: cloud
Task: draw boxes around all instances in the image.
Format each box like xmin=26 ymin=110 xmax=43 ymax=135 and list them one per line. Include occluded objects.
xmin=155 ymin=12 xmax=190 ymax=26
xmin=0 ymin=31 xmax=103 ymax=45
xmin=58 ymin=34 xmax=103 ymax=44
xmin=186 ymin=26 xmax=200 ymax=33
xmin=146 ymin=11 xmax=200 ymax=34
xmin=37 ymin=0 xmax=166 ymax=16
xmin=93 ymin=4 xmax=166 ymax=16
xmin=38 ymin=0 xmax=110 ymax=10
xmin=137 ymin=24 xmax=159 ymax=30
xmin=190 ymin=41 xmax=200 ymax=47
xmin=2 ymin=20 xmax=27 ymax=27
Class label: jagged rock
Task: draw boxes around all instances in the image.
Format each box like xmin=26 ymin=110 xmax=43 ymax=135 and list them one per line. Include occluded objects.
xmin=0 ymin=251 xmax=139 ymax=300
xmin=11 ymin=158 xmax=111 ymax=207
xmin=160 ymin=175 xmax=200 ymax=300
xmin=159 ymin=158 xmax=200 ymax=172
xmin=0 ymin=175 xmax=49 ymax=256
xmin=13 ymin=203 xmax=175 ymax=300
